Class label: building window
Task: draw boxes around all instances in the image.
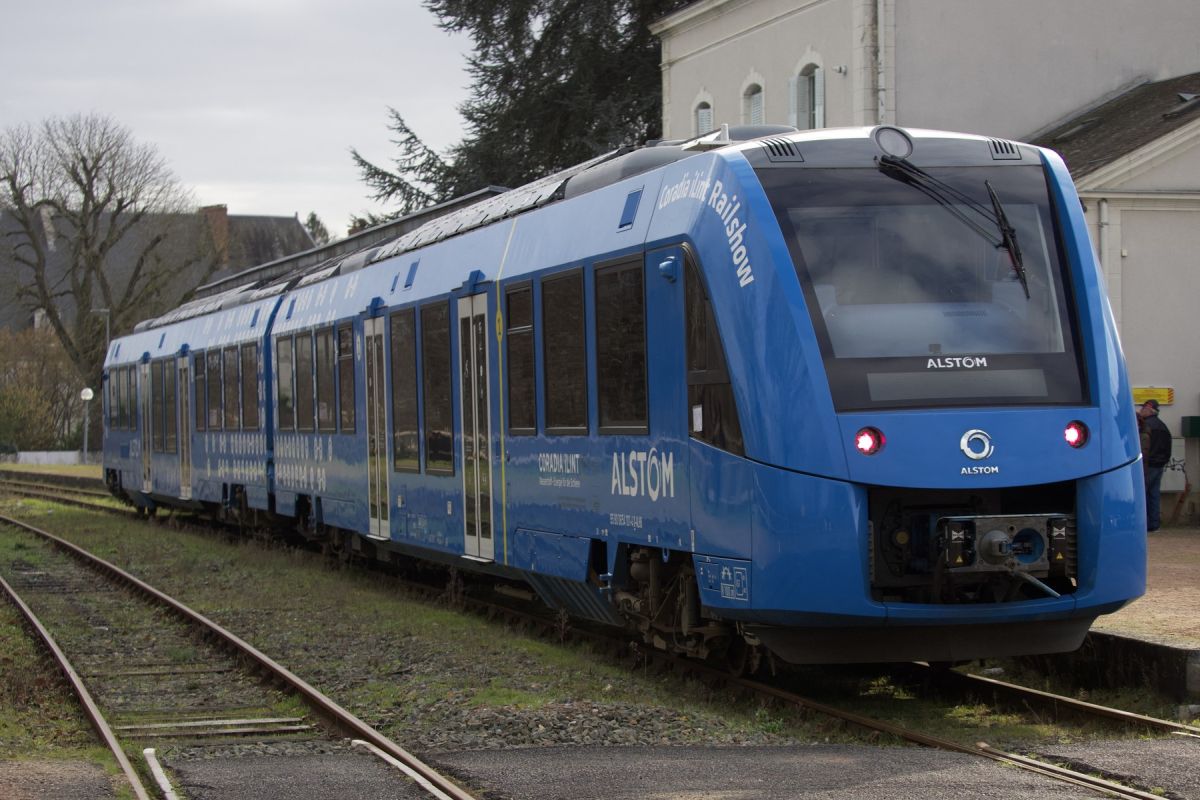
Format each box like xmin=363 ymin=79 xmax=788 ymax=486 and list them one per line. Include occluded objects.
xmin=793 ymin=64 xmax=824 ymax=130
xmin=695 ymin=102 xmax=714 ymax=136
xmin=542 ymin=270 xmax=587 ymax=435
xmin=686 ymin=255 xmax=745 ymax=455
xmin=506 ymin=285 xmax=536 ymax=434
xmin=206 ymin=350 xmax=223 ymax=430
xmin=295 ymin=332 xmax=315 ymax=433
xmin=389 ymin=309 xmax=419 ymax=472
xmin=276 ymin=336 xmax=295 ymax=431
xmin=743 ymin=84 xmax=764 ymax=126
xmin=421 ymin=302 xmax=454 ymax=474
xmin=223 ymin=346 xmax=240 ymax=430
xmin=315 ymin=328 xmax=335 ymax=433
xmin=337 ymin=324 xmax=355 ymax=433
xmin=241 ymin=343 xmax=260 ymax=431
xmin=595 ymin=260 xmax=647 ymax=434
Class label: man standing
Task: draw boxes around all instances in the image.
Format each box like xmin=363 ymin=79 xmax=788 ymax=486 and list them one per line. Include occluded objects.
xmin=1138 ymin=399 xmax=1172 ymax=532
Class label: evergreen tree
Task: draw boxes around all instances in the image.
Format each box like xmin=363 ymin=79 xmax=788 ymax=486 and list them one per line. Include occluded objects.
xmin=352 ymin=0 xmax=685 ymax=216
xmin=304 ymin=211 xmax=331 ymax=245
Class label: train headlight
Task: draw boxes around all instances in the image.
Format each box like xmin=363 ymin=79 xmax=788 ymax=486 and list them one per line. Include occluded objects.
xmin=1064 ymin=421 xmax=1089 ymax=448
xmin=854 ymin=427 xmax=885 ymax=456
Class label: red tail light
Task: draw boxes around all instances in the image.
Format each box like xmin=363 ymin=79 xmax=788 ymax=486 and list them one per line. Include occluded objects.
xmin=855 ymin=427 xmax=885 ymax=456
xmin=1064 ymin=421 xmax=1088 ymax=448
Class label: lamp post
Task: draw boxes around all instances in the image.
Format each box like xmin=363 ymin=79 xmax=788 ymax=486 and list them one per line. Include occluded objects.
xmin=80 ymin=387 xmax=94 ymax=463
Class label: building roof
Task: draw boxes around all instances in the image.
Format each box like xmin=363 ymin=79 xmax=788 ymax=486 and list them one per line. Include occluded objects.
xmin=1032 ymin=72 xmax=1200 ymax=178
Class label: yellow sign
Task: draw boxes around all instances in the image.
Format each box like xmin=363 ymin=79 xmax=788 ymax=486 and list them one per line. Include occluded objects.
xmin=1132 ymin=387 xmax=1173 ymax=406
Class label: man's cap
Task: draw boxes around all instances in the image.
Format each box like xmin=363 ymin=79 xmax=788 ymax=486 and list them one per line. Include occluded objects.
xmin=1142 ymin=399 xmax=1160 ymax=411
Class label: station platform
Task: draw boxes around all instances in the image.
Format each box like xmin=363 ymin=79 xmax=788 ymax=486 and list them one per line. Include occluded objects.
xmin=1028 ymin=526 xmax=1200 ymax=700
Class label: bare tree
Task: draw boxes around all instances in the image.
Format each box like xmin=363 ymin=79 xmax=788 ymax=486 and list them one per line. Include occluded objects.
xmin=0 ymin=114 xmax=219 ymax=392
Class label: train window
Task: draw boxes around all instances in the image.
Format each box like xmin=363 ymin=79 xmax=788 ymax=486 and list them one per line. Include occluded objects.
xmin=106 ymin=374 xmax=114 ymax=429
xmin=241 ymin=343 xmax=259 ymax=431
xmin=315 ymin=328 xmax=335 ymax=433
xmin=506 ymin=285 xmax=536 ymax=435
xmin=295 ymin=331 xmax=315 ymax=433
xmin=164 ymin=360 xmax=177 ymax=453
xmin=125 ymin=367 xmax=135 ymax=430
xmin=151 ymin=360 xmax=164 ymax=452
xmin=115 ymin=368 xmax=125 ymax=430
xmin=206 ymin=350 xmax=223 ymax=430
xmin=390 ymin=309 xmax=419 ymax=472
xmin=194 ymin=352 xmax=206 ymax=431
xmin=421 ymin=302 xmax=453 ymax=474
xmin=595 ymin=260 xmax=648 ymax=434
xmin=685 ymin=256 xmax=745 ymax=456
xmin=223 ymin=347 xmax=240 ymax=430
xmin=337 ymin=324 xmax=355 ymax=433
xmin=542 ymin=270 xmax=587 ymax=434
xmin=277 ymin=336 xmax=295 ymax=431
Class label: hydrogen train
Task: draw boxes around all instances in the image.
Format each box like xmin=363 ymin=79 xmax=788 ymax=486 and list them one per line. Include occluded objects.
xmin=102 ymin=125 xmax=1146 ymax=664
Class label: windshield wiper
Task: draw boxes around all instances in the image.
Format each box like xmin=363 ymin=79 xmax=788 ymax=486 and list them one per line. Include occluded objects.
xmin=877 ymin=155 xmax=1030 ymax=299
xmin=985 ymin=179 xmax=1029 ymax=299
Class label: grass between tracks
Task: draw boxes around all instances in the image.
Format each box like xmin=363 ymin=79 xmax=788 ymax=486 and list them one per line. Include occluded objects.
xmin=0 ymin=534 xmax=135 ymax=797
xmin=0 ymin=496 xmax=1184 ymax=756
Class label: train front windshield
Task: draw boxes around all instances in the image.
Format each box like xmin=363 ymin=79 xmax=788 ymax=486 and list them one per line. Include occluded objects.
xmin=760 ymin=164 xmax=1087 ymax=411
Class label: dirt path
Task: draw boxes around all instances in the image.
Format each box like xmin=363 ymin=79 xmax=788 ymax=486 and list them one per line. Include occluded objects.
xmin=1091 ymin=528 xmax=1200 ymax=648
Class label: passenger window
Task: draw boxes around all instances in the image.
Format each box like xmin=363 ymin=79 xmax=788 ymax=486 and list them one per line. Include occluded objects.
xmin=164 ymin=361 xmax=177 ymax=453
xmin=337 ymin=324 xmax=355 ymax=432
xmin=276 ymin=336 xmax=295 ymax=430
xmin=315 ymin=328 xmax=335 ymax=432
xmin=241 ymin=343 xmax=260 ymax=431
xmin=194 ymin=353 xmax=206 ymax=431
xmin=223 ymin=347 xmax=239 ymax=430
xmin=151 ymin=361 xmax=163 ymax=452
xmin=506 ymin=286 xmax=536 ymax=434
xmin=206 ymin=350 xmax=223 ymax=430
xmin=126 ymin=367 xmax=135 ymax=430
xmin=421 ymin=302 xmax=454 ymax=474
xmin=542 ymin=270 xmax=587 ymax=434
xmin=295 ymin=331 xmax=315 ymax=433
xmin=390 ymin=309 xmax=419 ymax=472
xmin=116 ymin=367 xmax=126 ymax=430
xmin=595 ymin=260 xmax=648 ymax=434
xmin=685 ymin=256 xmax=745 ymax=455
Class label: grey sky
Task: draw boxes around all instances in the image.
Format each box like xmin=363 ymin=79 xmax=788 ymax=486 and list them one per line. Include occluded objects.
xmin=0 ymin=0 xmax=472 ymax=238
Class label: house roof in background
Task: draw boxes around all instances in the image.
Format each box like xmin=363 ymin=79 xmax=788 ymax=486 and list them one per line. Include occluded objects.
xmin=1032 ymin=71 xmax=1200 ymax=178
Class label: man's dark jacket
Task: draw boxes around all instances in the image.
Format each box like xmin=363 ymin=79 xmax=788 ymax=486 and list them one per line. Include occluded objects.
xmin=1144 ymin=415 xmax=1172 ymax=468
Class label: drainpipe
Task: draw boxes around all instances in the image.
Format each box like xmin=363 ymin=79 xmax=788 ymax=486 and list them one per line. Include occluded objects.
xmin=1098 ymin=198 xmax=1109 ymax=270
xmin=876 ymin=0 xmax=887 ymax=124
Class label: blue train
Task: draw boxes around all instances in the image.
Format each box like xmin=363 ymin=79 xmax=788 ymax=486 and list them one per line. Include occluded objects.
xmin=102 ymin=125 xmax=1146 ymax=665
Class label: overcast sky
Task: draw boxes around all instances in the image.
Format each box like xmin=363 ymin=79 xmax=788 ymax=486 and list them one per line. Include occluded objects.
xmin=0 ymin=0 xmax=472 ymax=238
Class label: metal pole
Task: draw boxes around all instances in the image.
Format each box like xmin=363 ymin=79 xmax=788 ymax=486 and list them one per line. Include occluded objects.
xmin=83 ymin=401 xmax=90 ymax=463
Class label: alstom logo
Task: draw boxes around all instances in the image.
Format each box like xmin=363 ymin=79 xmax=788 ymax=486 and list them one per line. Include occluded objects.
xmin=928 ymin=356 xmax=988 ymax=369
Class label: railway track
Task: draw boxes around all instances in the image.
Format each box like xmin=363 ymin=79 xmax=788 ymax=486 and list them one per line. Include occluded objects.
xmin=0 ymin=512 xmax=478 ymax=800
xmin=3 ymin=476 xmax=1195 ymax=798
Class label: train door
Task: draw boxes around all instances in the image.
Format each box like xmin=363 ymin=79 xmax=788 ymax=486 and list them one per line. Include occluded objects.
xmin=364 ymin=317 xmax=390 ymax=538
xmin=458 ymin=294 xmax=494 ymax=561
xmin=139 ymin=362 xmax=152 ymax=493
xmin=177 ymin=356 xmax=192 ymax=500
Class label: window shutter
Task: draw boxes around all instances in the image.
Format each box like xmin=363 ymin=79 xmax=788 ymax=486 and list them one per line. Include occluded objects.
xmin=750 ymin=90 xmax=763 ymax=125
xmin=696 ymin=104 xmax=713 ymax=135
xmin=813 ymin=66 xmax=825 ymax=128
xmin=788 ymin=76 xmax=798 ymax=127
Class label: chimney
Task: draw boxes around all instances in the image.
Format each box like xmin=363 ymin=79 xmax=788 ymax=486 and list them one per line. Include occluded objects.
xmin=200 ymin=204 xmax=230 ymax=266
